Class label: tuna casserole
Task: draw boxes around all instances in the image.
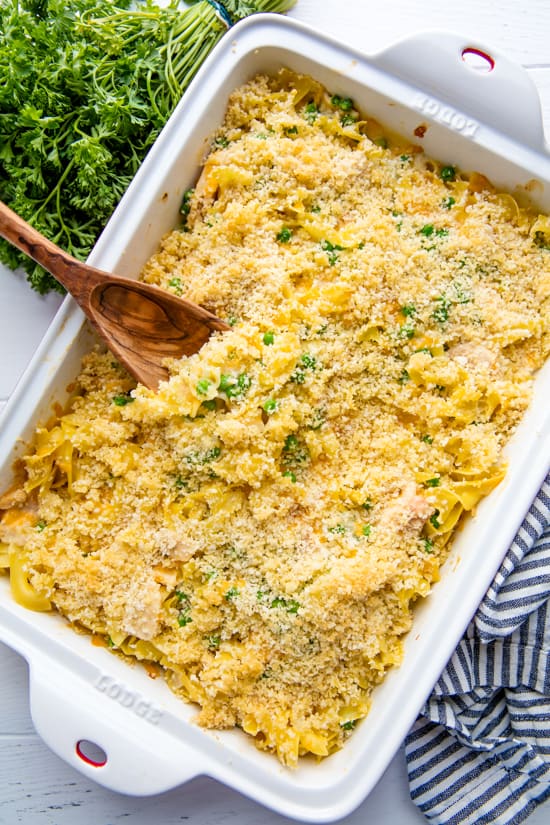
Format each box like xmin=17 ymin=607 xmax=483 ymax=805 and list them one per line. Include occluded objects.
xmin=1 ymin=70 xmax=549 ymax=767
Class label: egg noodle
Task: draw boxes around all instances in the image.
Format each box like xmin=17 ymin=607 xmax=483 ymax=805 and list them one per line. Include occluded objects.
xmin=1 ymin=71 xmax=549 ymax=767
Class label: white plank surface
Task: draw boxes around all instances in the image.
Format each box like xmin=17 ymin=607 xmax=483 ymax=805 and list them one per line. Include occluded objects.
xmin=1 ymin=1 xmax=550 ymax=823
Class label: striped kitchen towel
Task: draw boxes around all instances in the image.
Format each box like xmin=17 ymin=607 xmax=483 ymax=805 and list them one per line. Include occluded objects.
xmin=406 ymin=474 xmax=550 ymax=825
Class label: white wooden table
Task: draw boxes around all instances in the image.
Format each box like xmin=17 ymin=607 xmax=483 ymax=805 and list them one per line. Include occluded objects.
xmin=1 ymin=1 xmax=550 ymax=822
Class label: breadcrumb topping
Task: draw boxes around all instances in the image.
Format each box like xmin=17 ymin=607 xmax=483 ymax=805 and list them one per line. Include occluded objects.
xmin=2 ymin=70 xmax=549 ymax=767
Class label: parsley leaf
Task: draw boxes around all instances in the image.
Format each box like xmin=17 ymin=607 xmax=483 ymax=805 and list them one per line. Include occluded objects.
xmin=0 ymin=0 xmax=296 ymax=293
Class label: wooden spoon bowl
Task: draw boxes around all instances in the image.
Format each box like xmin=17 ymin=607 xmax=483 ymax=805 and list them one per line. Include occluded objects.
xmin=0 ymin=201 xmax=229 ymax=390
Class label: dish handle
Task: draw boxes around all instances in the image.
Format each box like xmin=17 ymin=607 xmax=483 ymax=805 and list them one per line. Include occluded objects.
xmin=28 ymin=654 xmax=207 ymax=796
xmin=372 ymin=30 xmax=547 ymax=152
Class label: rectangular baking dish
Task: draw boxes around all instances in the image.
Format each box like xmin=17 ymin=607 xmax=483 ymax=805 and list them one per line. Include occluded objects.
xmin=1 ymin=15 xmax=549 ymax=823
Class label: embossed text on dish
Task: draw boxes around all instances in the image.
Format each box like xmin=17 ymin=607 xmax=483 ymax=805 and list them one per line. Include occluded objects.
xmin=411 ymin=93 xmax=479 ymax=136
xmin=94 ymin=674 xmax=163 ymax=724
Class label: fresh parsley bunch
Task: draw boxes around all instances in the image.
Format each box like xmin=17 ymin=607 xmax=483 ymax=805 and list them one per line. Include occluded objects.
xmin=0 ymin=0 xmax=296 ymax=293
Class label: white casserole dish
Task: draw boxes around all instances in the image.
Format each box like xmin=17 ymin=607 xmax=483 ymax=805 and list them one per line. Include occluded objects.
xmin=1 ymin=15 xmax=549 ymax=822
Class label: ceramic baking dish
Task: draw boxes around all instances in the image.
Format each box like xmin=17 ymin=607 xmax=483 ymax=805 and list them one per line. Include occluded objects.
xmin=1 ymin=15 xmax=549 ymax=823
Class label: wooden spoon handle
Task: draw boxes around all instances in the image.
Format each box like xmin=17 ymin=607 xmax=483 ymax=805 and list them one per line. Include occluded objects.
xmin=0 ymin=201 xmax=102 ymax=294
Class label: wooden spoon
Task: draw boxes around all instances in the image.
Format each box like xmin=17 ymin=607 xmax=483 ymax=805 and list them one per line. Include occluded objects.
xmin=0 ymin=201 xmax=229 ymax=390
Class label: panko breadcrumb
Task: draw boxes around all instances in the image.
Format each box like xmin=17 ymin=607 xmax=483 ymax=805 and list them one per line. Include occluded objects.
xmin=2 ymin=70 xmax=549 ymax=767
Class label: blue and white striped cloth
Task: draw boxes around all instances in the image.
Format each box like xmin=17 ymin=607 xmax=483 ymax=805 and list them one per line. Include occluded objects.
xmin=406 ymin=474 xmax=550 ymax=824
